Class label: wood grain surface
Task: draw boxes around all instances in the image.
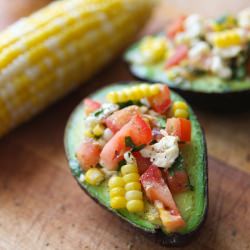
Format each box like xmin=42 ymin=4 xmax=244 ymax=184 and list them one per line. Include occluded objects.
xmin=0 ymin=1 xmax=250 ymax=250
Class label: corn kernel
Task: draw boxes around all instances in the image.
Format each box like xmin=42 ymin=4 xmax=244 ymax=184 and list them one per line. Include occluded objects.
xmin=110 ymin=197 xmax=127 ymax=209
xmin=92 ymin=124 xmax=105 ymax=137
xmin=139 ymin=84 xmax=151 ymax=97
xmin=174 ymin=109 xmax=189 ymax=118
xmin=125 ymin=182 xmax=141 ymax=191
xmin=117 ymin=91 xmax=128 ymax=103
xmin=121 ymin=164 xmax=138 ymax=176
xmin=173 ymin=101 xmax=188 ymax=112
xmin=126 ymin=200 xmax=144 ymax=212
xmin=85 ymin=168 xmax=104 ymax=186
xmin=110 ymin=187 xmax=125 ymax=198
xmin=125 ymin=190 xmax=143 ymax=201
xmin=84 ymin=129 xmax=93 ymax=138
xmin=123 ymin=173 xmax=140 ymax=183
xmin=149 ymin=84 xmax=160 ymax=96
xmin=108 ymin=176 xmax=125 ymax=188
xmin=106 ymin=91 xmax=118 ymax=103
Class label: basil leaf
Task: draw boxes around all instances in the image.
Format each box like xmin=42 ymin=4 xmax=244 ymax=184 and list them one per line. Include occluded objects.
xmin=132 ymin=144 xmax=146 ymax=152
xmin=93 ymin=109 xmax=104 ymax=117
xmin=125 ymin=136 xmax=145 ymax=152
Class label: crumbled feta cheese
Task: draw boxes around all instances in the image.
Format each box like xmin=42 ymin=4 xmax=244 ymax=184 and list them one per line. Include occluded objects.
xmin=85 ymin=103 xmax=118 ymax=128
xmin=140 ymin=134 xmax=179 ymax=168
xmin=210 ymin=56 xmax=232 ymax=78
xmin=213 ymin=46 xmax=243 ymax=58
xmin=188 ymin=41 xmax=210 ymax=62
xmin=238 ymin=8 xmax=250 ymax=29
xmin=124 ymin=151 xmax=136 ymax=164
xmin=184 ymin=14 xmax=204 ymax=38
xmin=103 ymin=128 xmax=113 ymax=141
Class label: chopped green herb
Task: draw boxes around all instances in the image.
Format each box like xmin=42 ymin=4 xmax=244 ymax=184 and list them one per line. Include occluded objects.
xmin=168 ymin=154 xmax=185 ymax=176
xmin=93 ymin=109 xmax=104 ymax=117
xmin=156 ymin=116 xmax=166 ymax=129
xmin=125 ymin=136 xmax=145 ymax=152
xmin=118 ymin=100 xmax=142 ymax=109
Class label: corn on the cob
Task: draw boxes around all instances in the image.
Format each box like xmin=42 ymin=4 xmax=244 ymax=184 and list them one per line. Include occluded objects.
xmin=212 ymin=29 xmax=243 ymax=47
xmin=0 ymin=0 xmax=154 ymax=138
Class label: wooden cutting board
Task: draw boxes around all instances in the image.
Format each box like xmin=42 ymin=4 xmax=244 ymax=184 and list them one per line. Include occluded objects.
xmin=0 ymin=1 xmax=250 ymax=249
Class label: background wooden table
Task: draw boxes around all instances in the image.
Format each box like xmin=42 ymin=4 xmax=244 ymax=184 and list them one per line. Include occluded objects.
xmin=0 ymin=1 xmax=250 ymax=249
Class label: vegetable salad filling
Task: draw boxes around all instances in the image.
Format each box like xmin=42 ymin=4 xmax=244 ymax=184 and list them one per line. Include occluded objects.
xmin=125 ymin=9 xmax=250 ymax=92
xmin=76 ymin=83 xmax=193 ymax=233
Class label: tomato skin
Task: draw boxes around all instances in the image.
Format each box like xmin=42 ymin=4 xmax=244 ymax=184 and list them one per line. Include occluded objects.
xmin=105 ymin=105 xmax=140 ymax=133
xmin=140 ymin=166 xmax=179 ymax=214
xmin=166 ymin=118 xmax=191 ymax=142
xmin=84 ymin=98 xmax=101 ymax=115
xmin=165 ymin=45 xmax=188 ymax=69
xmin=133 ymin=151 xmax=151 ymax=175
xmin=163 ymin=169 xmax=189 ymax=194
xmin=76 ymin=139 xmax=102 ymax=171
xmin=167 ymin=16 xmax=186 ymax=39
xmin=100 ymin=115 xmax=152 ymax=170
xmin=148 ymin=85 xmax=171 ymax=114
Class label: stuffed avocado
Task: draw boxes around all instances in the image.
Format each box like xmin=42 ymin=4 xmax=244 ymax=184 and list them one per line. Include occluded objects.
xmin=64 ymin=82 xmax=207 ymax=246
xmin=125 ymin=10 xmax=250 ymax=109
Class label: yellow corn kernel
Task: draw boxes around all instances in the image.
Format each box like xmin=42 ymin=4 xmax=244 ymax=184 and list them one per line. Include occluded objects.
xmin=125 ymin=190 xmax=143 ymax=201
xmin=149 ymin=84 xmax=161 ymax=96
xmin=173 ymin=101 xmax=188 ymax=112
xmin=123 ymin=173 xmax=140 ymax=183
xmin=110 ymin=187 xmax=126 ymax=198
xmin=110 ymin=197 xmax=127 ymax=209
xmin=125 ymin=182 xmax=141 ymax=191
xmin=139 ymin=84 xmax=151 ymax=96
xmin=108 ymin=176 xmax=125 ymax=188
xmin=117 ymin=91 xmax=128 ymax=103
xmin=121 ymin=164 xmax=138 ymax=176
xmin=85 ymin=168 xmax=105 ymax=186
xmin=84 ymin=129 xmax=94 ymax=138
xmin=106 ymin=91 xmax=119 ymax=103
xmin=92 ymin=124 xmax=105 ymax=137
xmin=174 ymin=109 xmax=189 ymax=119
xmin=126 ymin=200 xmax=144 ymax=212
xmin=213 ymin=29 xmax=242 ymax=48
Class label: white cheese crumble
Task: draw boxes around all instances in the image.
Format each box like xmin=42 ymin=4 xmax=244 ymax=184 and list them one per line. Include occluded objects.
xmin=140 ymin=132 xmax=179 ymax=169
xmin=85 ymin=103 xmax=119 ymax=128
xmin=210 ymin=56 xmax=232 ymax=79
xmin=124 ymin=151 xmax=136 ymax=164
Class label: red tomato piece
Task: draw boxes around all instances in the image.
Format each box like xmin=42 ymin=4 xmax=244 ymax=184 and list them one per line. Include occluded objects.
xmin=76 ymin=139 xmax=102 ymax=171
xmin=133 ymin=151 xmax=152 ymax=175
xmin=100 ymin=115 xmax=152 ymax=170
xmin=84 ymin=98 xmax=101 ymax=115
xmin=148 ymin=85 xmax=171 ymax=114
xmin=163 ymin=169 xmax=190 ymax=194
xmin=167 ymin=16 xmax=186 ymax=39
xmin=166 ymin=118 xmax=191 ymax=142
xmin=165 ymin=45 xmax=188 ymax=69
xmin=105 ymin=105 xmax=140 ymax=133
xmin=140 ymin=166 xmax=179 ymax=214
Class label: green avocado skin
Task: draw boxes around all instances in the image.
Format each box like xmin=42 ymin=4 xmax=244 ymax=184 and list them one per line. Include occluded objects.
xmin=64 ymin=82 xmax=208 ymax=247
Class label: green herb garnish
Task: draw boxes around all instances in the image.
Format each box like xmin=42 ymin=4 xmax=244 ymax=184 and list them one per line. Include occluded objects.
xmin=168 ymin=154 xmax=185 ymax=176
xmin=93 ymin=109 xmax=104 ymax=117
xmin=156 ymin=116 xmax=166 ymax=129
xmin=125 ymin=136 xmax=146 ymax=152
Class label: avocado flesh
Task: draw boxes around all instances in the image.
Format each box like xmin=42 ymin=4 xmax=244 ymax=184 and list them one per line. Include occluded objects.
xmin=64 ymin=83 xmax=207 ymax=235
xmin=125 ymin=38 xmax=250 ymax=93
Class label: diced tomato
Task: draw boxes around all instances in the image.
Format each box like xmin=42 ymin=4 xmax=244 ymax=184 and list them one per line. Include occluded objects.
xmin=133 ymin=151 xmax=151 ymax=175
xmin=141 ymin=166 xmax=179 ymax=214
xmin=163 ymin=169 xmax=190 ymax=194
xmin=165 ymin=45 xmax=188 ymax=69
xmin=167 ymin=16 xmax=186 ymax=39
xmin=100 ymin=115 xmax=152 ymax=170
xmin=105 ymin=105 xmax=140 ymax=133
xmin=148 ymin=85 xmax=171 ymax=114
xmin=84 ymin=98 xmax=101 ymax=115
xmin=76 ymin=139 xmax=102 ymax=171
xmin=155 ymin=201 xmax=186 ymax=233
xmin=166 ymin=118 xmax=191 ymax=142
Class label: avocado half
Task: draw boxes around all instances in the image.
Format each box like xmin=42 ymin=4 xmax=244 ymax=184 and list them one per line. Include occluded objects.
xmin=64 ymin=82 xmax=208 ymax=247
xmin=124 ymin=37 xmax=250 ymax=111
